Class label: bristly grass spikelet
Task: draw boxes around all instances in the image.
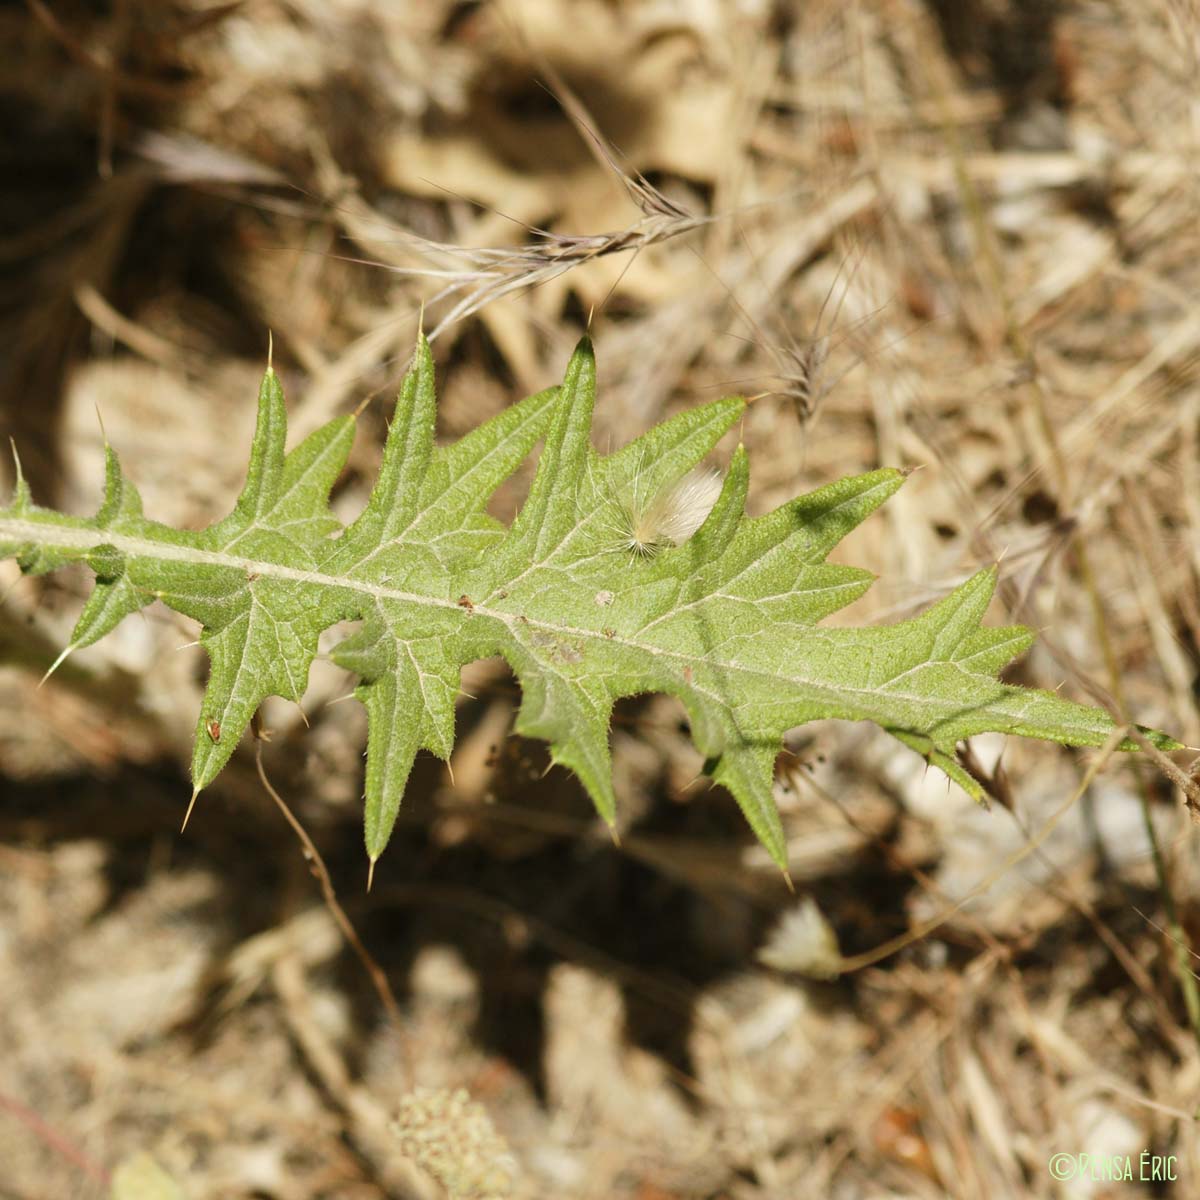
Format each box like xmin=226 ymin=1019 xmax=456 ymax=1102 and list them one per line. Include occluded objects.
xmin=701 ymin=225 xmax=885 ymax=431
xmin=0 ymin=335 xmax=1179 ymax=877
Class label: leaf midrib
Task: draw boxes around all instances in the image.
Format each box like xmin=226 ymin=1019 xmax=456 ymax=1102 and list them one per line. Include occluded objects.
xmin=0 ymin=514 xmax=1038 ymax=722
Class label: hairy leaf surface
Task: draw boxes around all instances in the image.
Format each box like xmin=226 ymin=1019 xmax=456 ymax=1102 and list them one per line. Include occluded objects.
xmin=0 ymin=338 xmax=1176 ymax=870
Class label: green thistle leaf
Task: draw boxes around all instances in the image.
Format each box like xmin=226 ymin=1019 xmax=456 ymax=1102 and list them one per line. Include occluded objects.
xmin=0 ymin=337 xmax=1177 ymax=872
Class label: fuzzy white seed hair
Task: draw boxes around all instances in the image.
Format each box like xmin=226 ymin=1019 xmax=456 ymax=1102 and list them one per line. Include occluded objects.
xmin=757 ymin=897 xmax=843 ymax=979
xmin=617 ymin=469 xmax=724 ymax=558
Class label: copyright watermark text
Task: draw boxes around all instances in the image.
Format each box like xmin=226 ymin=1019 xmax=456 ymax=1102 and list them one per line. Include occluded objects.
xmin=1047 ymin=1152 xmax=1176 ymax=1183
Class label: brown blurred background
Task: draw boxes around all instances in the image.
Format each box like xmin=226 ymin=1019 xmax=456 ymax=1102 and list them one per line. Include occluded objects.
xmin=2 ymin=2 xmax=1199 ymax=1197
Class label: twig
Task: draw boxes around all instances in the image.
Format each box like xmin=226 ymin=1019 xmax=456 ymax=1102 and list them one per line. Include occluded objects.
xmin=0 ymin=1088 xmax=110 ymax=1188
xmin=271 ymin=954 xmax=432 ymax=1197
xmin=253 ymin=736 xmax=410 ymax=1071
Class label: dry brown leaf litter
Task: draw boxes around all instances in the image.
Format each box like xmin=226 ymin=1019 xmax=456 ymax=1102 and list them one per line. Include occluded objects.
xmin=2 ymin=1 xmax=1200 ymax=1197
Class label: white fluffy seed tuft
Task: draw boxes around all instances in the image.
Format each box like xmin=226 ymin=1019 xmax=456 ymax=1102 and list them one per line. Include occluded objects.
xmin=757 ymin=897 xmax=843 ymax=979
xmin=616 ymin=469 xmax=723 ymax=558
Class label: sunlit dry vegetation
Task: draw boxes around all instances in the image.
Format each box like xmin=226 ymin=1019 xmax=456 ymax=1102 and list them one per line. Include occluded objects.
xmin=2 ymin=1 xmax=1199 ymax=1197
